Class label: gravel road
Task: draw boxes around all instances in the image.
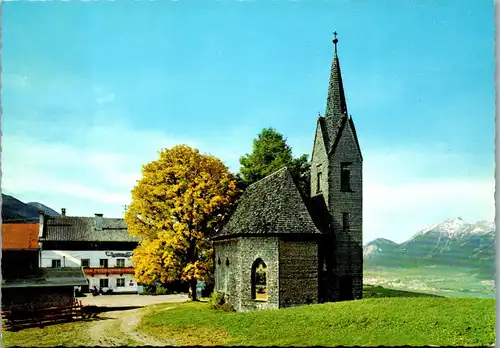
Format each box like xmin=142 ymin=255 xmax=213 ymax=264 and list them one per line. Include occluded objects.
xmin=80 ymin=293 xmax=188 ymax=307
xmin=81 ymin=294 xmax=188 ymax=346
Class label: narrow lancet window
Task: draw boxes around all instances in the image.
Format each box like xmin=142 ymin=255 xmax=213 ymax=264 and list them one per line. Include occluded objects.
xmin=340 ymin=163 xmax=352 ymax=191
xmin=342 ymin=212 xmax=350 ymax=232
xmin=251 ymin=258 xmax=268 ymax=301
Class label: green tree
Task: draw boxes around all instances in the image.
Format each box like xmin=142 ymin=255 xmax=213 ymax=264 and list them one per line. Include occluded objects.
xmin=125 ymin=145 xmax=240 ymax=301
xmin=239 ymin=128 xmax=311 ymax=196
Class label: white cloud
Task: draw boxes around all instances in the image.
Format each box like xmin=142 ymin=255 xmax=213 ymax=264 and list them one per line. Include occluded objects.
xmin=1 ymin=122 xmax=246 ymax=218
xmin=364 ymin=178 xmax=494 ymax=244
xmin=2 ymin=123 xmax=494 ymax=243
xmin=362 ymin=147 xmax=494 ymax=243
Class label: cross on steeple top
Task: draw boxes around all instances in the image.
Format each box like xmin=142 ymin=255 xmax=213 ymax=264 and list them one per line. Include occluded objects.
xmin=333 ymin=31 xmax=339 ymax=53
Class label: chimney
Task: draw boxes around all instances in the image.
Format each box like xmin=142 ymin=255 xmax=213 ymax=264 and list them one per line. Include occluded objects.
xmin=38 ymin=211 xmax=45 ymax=239
xmin=61 ymin=208 xmax=66 ymax=216
xmin=95 ymin=213 xmax=104 ymax=231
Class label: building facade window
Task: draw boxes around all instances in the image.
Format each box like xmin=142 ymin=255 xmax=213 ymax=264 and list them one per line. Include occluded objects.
xmin=116 ymin=259 xmax=125 ymax=267
xmin=226 ymin=257 xmax=230 ymax=266
xmin=251 ymin=258 xmax=268 ymax=301
xmin=100 ymin=278 xmax=109 ymax=288
xmin=51 ymin=259 xmax=61 ymax=268
xmin=217 ymin=257 xmax=221 ymax=265
xmin=342 ymin=212 xmax=350 ymax=232
xmin=99 ymin=259 xmax=108 ymax=268
xmin=116 ymin=278 xmax=125 ymax=287
xmin=317 ymin=172 xmax=322 ymax=193
xmin=81 ymin=259 xmax=90 ymax=267
xmin=340 ymin=163 xmax=352 ymax=192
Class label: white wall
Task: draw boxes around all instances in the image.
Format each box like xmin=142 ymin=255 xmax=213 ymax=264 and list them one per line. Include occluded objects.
xmin=41 ymin=250 xmax=138 ymax=293
xmin=41 ymin=250 xmax=135 ymax=268
xmin=87 ymin=274 xmax=138 ymax=293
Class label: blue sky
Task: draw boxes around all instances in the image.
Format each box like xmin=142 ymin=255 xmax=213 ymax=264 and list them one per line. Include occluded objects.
xmin=2 ymin=0 xmax=495 ymax=243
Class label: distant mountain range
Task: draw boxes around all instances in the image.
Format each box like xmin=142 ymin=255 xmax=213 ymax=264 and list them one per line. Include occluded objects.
xmin=1 ymin=194 xmax=60 ymax=222
xmin=364 ymin=218 xmax=496 ymax=279
xmin=1 ymin=193 xmax=495 ymax=280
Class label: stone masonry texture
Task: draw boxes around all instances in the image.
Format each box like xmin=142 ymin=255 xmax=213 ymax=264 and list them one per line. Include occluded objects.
xmin=214 ymin=40 xmax=363 ymax=311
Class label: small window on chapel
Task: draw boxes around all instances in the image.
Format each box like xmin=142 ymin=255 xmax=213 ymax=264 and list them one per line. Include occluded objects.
xmin=317 ymin=172 xmax=322 ymax=193
xmin=251 ymin=259 xmax=268 ymax=301
xmin=341 ymin=163 xmax=352 ymax=192
xmin=226 ymin=258 xmax=230 ymax=266
xmin=217 ymin=258 xmax=221 ymax=265
xmin=343 ymin=212 xmax=350 ymax=232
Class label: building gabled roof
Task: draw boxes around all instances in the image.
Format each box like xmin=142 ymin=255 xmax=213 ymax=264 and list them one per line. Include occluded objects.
xmin=41 ymin=216 xmax=139 ymax=243
xmin=214 ymin=167 xmax=321 ymax=239
xmin=2 ymin=267 xmax=88 ymax=288
xmin=2 ymin=223 xmax=39 ymax=249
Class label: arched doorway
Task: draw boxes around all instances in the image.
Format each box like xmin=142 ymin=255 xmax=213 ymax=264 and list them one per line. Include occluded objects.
xmin=251 ymin=258 xmax=267 ymax=301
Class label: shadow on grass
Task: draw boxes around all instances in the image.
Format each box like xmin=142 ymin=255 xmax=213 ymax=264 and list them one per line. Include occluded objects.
xmin=5 ymin=316 xmax=109 ymax=332
xmin=91 ymin=305 xmax=143 ymax=312
xmin=4 ymin=306 xmax=142 ymax=332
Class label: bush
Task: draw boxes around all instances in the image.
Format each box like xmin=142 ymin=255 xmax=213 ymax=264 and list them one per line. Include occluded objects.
xmin=155 ymin=286 xmax=168 ymax=295
xmin=208 ymin=291 xmax=225 ymax=308
xmin=208 ymin=291 xmax=234 ymax=311
xmin=219 ymin=302 xmax=235 ymax=312
xmin=142 ymin=284 xmax=156 ymax=295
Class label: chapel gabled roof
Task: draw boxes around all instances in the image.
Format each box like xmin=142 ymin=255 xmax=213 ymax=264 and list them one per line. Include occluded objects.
xmin=214 ymin=167 xmax=321 ymax=240
xmin=41 ymin=216 xmax=140 ymax=243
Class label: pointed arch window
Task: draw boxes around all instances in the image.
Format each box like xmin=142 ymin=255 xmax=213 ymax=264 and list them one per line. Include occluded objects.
xmin=251 ymin=258 xmax=268 ymax=301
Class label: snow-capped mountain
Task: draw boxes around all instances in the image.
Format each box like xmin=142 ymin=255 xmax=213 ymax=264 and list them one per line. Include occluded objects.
xmin=409 ymin=217 xmax=494 ymax=240
xmin=364 ymin=218 xmax=495 ymax=279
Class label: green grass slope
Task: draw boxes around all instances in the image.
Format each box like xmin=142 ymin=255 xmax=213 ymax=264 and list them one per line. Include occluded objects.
xmin=2 ymin=321 xmax=91 ymax=347
xmin=139 ymin=291 xmax=495 ymax=346
xmin=363 ymin=284 xmax=443 ymax=298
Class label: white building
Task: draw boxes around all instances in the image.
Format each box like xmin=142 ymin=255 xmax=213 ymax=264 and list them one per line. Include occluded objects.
xmin=38 ymin=211 xmax=140 ymax=294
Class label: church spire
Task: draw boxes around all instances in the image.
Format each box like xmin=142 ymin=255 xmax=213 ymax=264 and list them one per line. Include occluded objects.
xmin=324 ymin=31 xmax=347 ymax=120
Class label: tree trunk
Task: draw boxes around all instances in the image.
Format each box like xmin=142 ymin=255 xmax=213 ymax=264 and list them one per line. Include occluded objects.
xmin=189 ymin=278 xmax=198 ymax=301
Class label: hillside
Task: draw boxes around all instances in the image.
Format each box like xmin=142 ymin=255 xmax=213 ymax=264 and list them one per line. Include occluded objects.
xmin=364 ymin=218 xmax=495 ymax=279
xmin=137 ymin=297 xmax=495 ymax=346
xmin=1 ymin=194 xmax=60 ymax=222
xmin=26 ymin=202 xmax=60 ymax=216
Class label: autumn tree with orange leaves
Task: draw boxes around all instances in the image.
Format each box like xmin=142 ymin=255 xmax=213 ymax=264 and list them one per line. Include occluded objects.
xmin=125 ymin=145 xmax=240 ymax=300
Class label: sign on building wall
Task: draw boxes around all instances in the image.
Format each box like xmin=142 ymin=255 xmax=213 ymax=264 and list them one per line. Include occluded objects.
xmin=105 ymin=251 xmax=133 ymax=258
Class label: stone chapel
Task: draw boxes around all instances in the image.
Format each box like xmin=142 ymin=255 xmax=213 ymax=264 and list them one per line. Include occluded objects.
xmin=213 ymin=34 xmax=363 ymax=312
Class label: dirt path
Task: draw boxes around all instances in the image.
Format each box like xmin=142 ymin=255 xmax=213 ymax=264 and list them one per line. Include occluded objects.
xmin=85 ymin=294 xmax=186 ymax=348
xmin=88 ymin=306 xmax=178 ymax=347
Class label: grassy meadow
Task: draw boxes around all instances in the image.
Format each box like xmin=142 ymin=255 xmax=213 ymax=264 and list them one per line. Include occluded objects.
xmin=138 ymin=289 xmax=495 ymax=346
xmin=2 ymin=286 xmax=495 ymax=347
xmin=2 ymin=320 xmax=91 ymax=347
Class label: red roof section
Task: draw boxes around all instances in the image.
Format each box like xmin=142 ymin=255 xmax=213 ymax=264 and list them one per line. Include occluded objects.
xmin=2 ymin=223 xmax=39 ymax=249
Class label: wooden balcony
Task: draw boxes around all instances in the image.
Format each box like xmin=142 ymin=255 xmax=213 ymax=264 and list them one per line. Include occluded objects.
xmin=82 ymin=267 xmax=135 ymax=277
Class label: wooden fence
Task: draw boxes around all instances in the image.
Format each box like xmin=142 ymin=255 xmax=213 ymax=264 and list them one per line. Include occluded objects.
xmin=1 ymin=298 xmax=84 ymax=331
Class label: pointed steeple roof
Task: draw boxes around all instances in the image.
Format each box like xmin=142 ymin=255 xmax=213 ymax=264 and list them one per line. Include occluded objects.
xmin=318 ymin=32 xmax=362 ymax=159
xmin=320 ymin=32 xmax=351 ymax=153
xmin=324 ymin=32 xmax=348 ymax=121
